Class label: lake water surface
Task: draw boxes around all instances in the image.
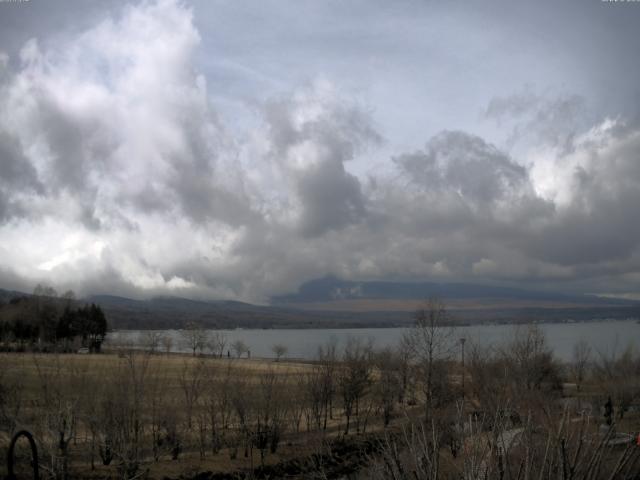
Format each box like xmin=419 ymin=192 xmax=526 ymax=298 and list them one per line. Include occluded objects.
xmin=106 ymin=319 xmax=640 ymax=362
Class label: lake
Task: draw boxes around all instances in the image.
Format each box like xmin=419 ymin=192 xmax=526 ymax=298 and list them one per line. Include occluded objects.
xmin=105 ymin=319 xmax=640 ymax=362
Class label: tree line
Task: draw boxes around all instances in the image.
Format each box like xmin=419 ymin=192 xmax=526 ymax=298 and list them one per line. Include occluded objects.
xmin=0 ymin=285 xmax=108 ymax=352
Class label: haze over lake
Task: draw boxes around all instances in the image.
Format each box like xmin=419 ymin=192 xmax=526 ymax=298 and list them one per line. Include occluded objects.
xmin=107 ymin=319 xmax=640 ymax=362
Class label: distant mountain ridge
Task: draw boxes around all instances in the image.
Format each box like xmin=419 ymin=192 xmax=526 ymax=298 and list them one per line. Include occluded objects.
xmin=85 ymin=294 xmax=258 ymax=312
xmin=1 ymin=278 xmax=639 ymax=330
xmin=0 ymin=289 xmax=31 ymax=303
xmin=271 ymin=275 xmax=635 ymax=306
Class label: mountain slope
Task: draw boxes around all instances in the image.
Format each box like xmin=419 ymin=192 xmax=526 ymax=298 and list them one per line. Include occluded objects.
xmin=1 ymin=279 xmax=639 ymax=330
xmin=271 ymin=276 xmax=634 ymax=306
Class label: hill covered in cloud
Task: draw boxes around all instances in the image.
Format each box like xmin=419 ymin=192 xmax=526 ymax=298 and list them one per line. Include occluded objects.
xmin=5 ymin=278 xmax=639 ymax=330
xmin=272 ymin=276 xmax=637 ymax=305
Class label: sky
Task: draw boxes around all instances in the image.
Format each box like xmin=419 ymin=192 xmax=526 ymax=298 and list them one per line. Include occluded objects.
xmin=1 ymin=0 xmax=640 ymax=302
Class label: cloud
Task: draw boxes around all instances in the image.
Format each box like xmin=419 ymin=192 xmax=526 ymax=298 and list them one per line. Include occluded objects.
xmin=0 ymin=0 xmax=385 ymax=300
xmin=0 ymin=0 xmax=254 ymax=228
xmin=395 ymin=131 xmax=533 ymax=208
xmin=521 ymin=119 xmax=640 ymax=267
xmin=0 ymin=126 xmax=44 ymax=222
xmin=485 ymin=88 xmax=588 ymax=152
xmin=1 ymin=0 xmax=640 ymax=302
xmin=261 ymin=81 xmax=380 ymax=237
xmin=0 ymin=0 xmax=252 ymax=294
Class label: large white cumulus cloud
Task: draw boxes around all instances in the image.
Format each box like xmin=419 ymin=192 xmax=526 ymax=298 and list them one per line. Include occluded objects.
xmin=0 ymin=0 xmax=250 ymax=297
xmin=1 ymin=0 xmax=640 ymax=301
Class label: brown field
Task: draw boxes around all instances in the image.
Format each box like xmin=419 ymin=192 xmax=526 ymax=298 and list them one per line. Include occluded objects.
xmin=0 ymin=351 xmax=314 ymax=392
xmin=2 ymin=324 xmax=640 ymax=480
xmin=0 ymin=351 xmax=394 ymax=479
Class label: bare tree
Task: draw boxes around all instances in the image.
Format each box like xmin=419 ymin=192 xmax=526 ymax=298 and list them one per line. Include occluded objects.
xmin=158 ymin=402 xmax=182 ymax=460
xmin=206 ymin=331 xmax=227 ymax=358
xmin=229 ymin=375 xmax=251 ymax=460
xmin=594 ymin=344 xmax=640 ymax=420
xmin=253 ymin=368 xmax=289 ymax=465
xmin=287 ymin=380 xmax=307 ymax=433
xmin=140 ymin=331 xmax=163 ymax=354
xmin=32 ymin=355 xmax=86 ymax=480
xmin=371 ymin=407 xmax=640 ymax=480
xmin=81 ymin=367 xmax=107 ymax=471
xmin=317 ymin=338 xmax=338 ymax=429
xmin=467 ymin=343 xmax=511 ymax=416
xmin=178 ymin=358 xmax=206 ymax=430
xmin=161 ymin=334 xmax=173 ymax=355
xmin=396 ymin=336 xmax=413 ymax=405
xmin=180 ymin=322 xmax=208 ymax=356
xmin=403 ymin=298 xmax=454 ymax=419
xmin=231 ymin=339 xmax=249 ymax=358
xmin=102 ymin=350 xmax=152 ymax=478
xmin=506 ymin=325 xmax=561 ymax=395
xmin=338 ymin=337 xmax=373 ymax=435
xmin=373 ymin=348 xmax=401 ymax=427
xmin=271 ymin=343 xmax=288 ymax=361
xmin=304 ymin=368 xmax=324 ymax=430
xmin=146 ymin=360 xmax=168 ymax=462
xmin=571 ymin=339 xmax=592 ymax=392
xmin=202 ymin=362 xmax=233 ymax=455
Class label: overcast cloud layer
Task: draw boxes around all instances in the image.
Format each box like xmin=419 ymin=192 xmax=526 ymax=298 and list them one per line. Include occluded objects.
xmin=1 ymin=0 xmax=640 ymax=302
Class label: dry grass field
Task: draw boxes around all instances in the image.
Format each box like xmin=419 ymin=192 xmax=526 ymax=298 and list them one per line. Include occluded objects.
xmin=1 ymin=352 xmax=318 ymax=477
xmin=0 ymin=351 xmax=314 ymax=398
xmin=2 ymin=323 xmax=640 ymax=480
xmin=0 ymin=350 xmax=393 ymax=479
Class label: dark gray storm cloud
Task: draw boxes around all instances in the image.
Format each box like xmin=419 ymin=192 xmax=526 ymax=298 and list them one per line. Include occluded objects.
xmin=0 ymin=131 xmax=41 ymax=191
xmin=0 ymin=129 xmax=43 ymax=222
xmin=262 ymin=87 xmax=380 ymax=237
xmin=395 ymin=131 xmax=532 ymax=207
xmin=1 ymin=0 xmax=640 ymax=300
xmin=295 ymin=161 xmax=366 ymax=237
xmin=522 ymin=126 xmax=640 ymax=267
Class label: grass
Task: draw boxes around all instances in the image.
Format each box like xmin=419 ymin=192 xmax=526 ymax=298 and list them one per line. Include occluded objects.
xmin=1 ymin=351 xmax=325 ymax=479
xmin=3 ymin=349 xmax=640 ymax=479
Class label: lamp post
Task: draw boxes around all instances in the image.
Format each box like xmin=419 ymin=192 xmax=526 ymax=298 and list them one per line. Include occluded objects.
xmin=460 ymin=337 xmax=466 ymax=402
